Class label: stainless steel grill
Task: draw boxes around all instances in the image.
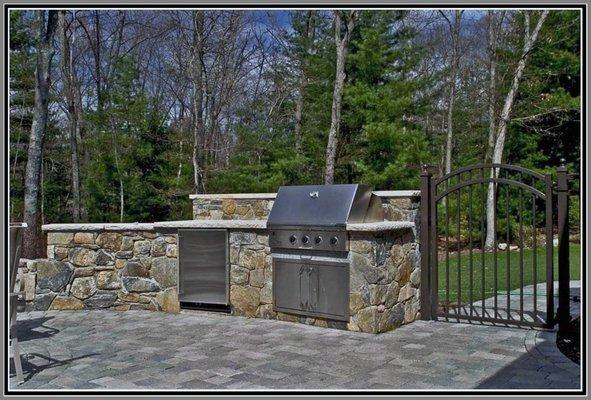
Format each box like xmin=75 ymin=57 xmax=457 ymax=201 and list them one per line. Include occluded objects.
xmin=268 ymin=184 xmax=383 ymax=321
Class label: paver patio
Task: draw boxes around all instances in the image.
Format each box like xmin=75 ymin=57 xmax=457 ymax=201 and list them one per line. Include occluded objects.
xmin=9 ymin=306 xmax=580 ymax=391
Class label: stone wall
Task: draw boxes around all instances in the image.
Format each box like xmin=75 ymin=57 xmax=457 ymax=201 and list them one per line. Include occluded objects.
xmin=227 ymin=228 xmax=420 ymax=334
xmin=191 ymin=191 xmax=420 ymax=223
xmin=348 ymin=228 xmax=420 ymax=333
xmin=192 ymin=195 xmax=274 ymax=220
xmin=21 ymin=230 xmax=179 ymax=313
xmin=379 ymin=194 xmax=420 ymax=223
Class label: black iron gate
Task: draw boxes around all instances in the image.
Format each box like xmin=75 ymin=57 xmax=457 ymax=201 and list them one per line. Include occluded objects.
xmin=419 ymin=163 xmax=572 ymax=329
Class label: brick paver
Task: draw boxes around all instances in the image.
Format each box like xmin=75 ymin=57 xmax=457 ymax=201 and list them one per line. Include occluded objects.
xmin=9 ymin=309 xmax=580 ymax=391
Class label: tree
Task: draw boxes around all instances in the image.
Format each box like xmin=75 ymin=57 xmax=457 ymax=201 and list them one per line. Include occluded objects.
xmin=440 ymin=10 xmax=463 ymax=175
xmin=484 ymin=10 xmax=549 ymax=249
xmin=58 ymin=10 xmax=82 ymax=222
xmin=324 ymin=10 xmax=360 ymax=184
xmin=191 ymin=10 xmax=206 ymax=194
xmin=23 ymin=10 xmax=58 ymax=259
xmin=293 ymin=11 xmax=317 ymax=154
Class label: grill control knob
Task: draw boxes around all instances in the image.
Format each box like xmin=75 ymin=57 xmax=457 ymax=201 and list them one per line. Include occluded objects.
xmin=330 ymin=236 xmax=339 ymax=246
xmin=314 ymin=236 xmax=322 ymax=245
xmin=302 ymin=235 xmax=310 ymax=244
xmin=289 ymin=235 xmax=297 ymax=244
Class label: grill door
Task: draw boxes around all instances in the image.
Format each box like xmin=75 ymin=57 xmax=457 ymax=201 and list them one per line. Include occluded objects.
xmin=273 ymin=255 xmax=349 ymax=321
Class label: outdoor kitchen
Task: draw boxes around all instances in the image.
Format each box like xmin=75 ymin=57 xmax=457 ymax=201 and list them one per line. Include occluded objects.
xmin=22 ymin=186 xmax=421 ymax=334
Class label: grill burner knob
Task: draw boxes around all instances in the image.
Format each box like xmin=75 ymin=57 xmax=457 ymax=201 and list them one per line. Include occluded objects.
xmin=330 ymin=236 xmax=339 ymax=246
xmin=314 ymin=236 xmax=322 ymax=244
xmin=289 ymin=235 xmax=297 ymax=244
xmin=302 ymin=235 xmax=310 ymax=244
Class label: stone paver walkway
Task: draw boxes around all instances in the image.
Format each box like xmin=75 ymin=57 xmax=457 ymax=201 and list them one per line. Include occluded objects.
xmin=9 ymin=309 xmax=580 ymax=391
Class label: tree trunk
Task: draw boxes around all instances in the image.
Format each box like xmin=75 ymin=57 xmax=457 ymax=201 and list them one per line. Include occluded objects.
xmin=484 ymin=10 xmax=549 ymax=250
xmin=192 ymin=10 xmax=206 ymax=194
xmin=443 ymin=10 xmax=462 ymax=175
xmin=23 ymin=10 xmax=58 ymax=259
xmin=486 ymin=11 xmax=504 ymax=163
xmin=324 ymin=10 xmax=359 ymax=185
xmin=294 ymin=11 xmax=316 ymax=154
xmin=59 ymin=11 xmax=81 ymax=222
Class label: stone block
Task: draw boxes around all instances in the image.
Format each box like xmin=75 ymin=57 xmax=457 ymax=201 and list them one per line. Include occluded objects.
xmin=350 ymin=240 xmax=373 ymax=254
xmin=84 ymin=291 xmax=117 ymax=308
xmin=151 ymin=257 xmax=177 ymax=288
xmin=23 ymin=272 xmax=36 ymax=301
xmin=231 ymin=265 xmax=249 ymax=285
xmin=74 ymin=232 xmax=95 ymax=244
xmin=230 ymin=232 xmax=257 ymax=245
xmin=122 ymin=260 xmax=150 ymax=278
xmin=71 ymin=277 xmax=97 ymax=300
xmin=47 ymin=232 xmax=73 ymax=245
xmin=249 ymin=269 xmax=265 ymax=288
xmin=120 ymin=236 xmax=134 ymax=251
xmin=222 ymin=199 xmax=237 ymax=215
xmin=230 ymin=285 xmax=260 ymax=317
xmin=354 ymin=306 xmax=378 ymax=333
xmin=260 ymin=284 xmax=272 ymax=304
xmin=69 ymin=247 xmax=97 ymax=267
xmin=49 ymin=296 xmax=84 ymax=310
xmin=349 ymin=291 xmax=367 ymax=314
xmin=384 ymin=282 xmax=401 ymax=308
xmin=166 ymin=244 xmax=177 ymax=258
xmin=95 ymin=249 xmax=115 ymax=266
xmin=115 ymin=251 xmax=133 ymax=259
xmin=122 ymin=276 xmax=160 ymax=292
xmin=256 ymin=304 xmax=276 ymax=319
xmin=410 ymin=267 xmax=421 ymax=288
xmin=97 ymin=271 xmax=121 ymax=290
xmin=33 ymin=293 xmax=56 ymax=311
xmin=95 ymin=232 xmax=122 ymax=251
xmin=151 ymin=237 xmax=167 ymax=257
xmin=35 ymin=260 xmax=74 ymax=292
xmin=156 ymin=287 xmax=180 ymax=313
xmin=397 ymin=282 xmax=416 ymax=303
xmin=73 ymin=267 xmax=95 ymax=278
xmin=54 ymin=247 xmax=69 ymax=261
xmin=133 ymin=240 xmax=151 ymax=256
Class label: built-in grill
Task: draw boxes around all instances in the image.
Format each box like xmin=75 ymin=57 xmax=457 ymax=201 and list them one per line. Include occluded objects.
xmin=267 ymin=184 xmax=383 ymax=321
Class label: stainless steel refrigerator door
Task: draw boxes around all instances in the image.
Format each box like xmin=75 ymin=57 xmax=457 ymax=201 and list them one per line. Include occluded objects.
xmin=178 ymin=229 xmax=229 ymax=305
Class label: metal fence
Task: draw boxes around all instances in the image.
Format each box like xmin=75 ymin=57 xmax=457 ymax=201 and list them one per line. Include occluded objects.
xmin=420 ymin=162 xmax=573 ymax=331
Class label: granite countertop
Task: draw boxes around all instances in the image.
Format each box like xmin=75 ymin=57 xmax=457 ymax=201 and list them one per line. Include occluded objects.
xmin=345 ymin=221 xmax=415 ymax=232
xmin=153 ymin=220 xmax=267 ymax=230
xmin=43 ymin=220 xmax=415 ymax=232
xmin=42 ymin=222 xmax=155 ymax=232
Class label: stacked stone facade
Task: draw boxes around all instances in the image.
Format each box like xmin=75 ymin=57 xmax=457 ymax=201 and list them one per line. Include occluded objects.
xmin=192 ymin=196 xmax=274 ymax=220
xmin=22 ymin=230 xmax=179 ymax=313
xmin=31 ymin=190 xmax=421 ymax=334
xmin=348 ymin=229 xmax=420 ymax=333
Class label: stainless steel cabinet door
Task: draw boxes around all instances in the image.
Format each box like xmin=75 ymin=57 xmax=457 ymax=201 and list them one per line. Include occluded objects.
xmin=178 ymin=229 xmax=228 ymax=305
xmin=313 ymin=264 xmax=349 ymax=319
xmin=273 ymin=258 xmax=303 ymax=312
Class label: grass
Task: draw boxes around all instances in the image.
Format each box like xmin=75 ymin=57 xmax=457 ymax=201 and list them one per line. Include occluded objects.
xmin=437 ymin=243 xmax=581 ymax=305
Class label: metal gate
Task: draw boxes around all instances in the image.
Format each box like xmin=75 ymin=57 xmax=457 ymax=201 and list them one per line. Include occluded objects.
xmin=419 ymin=163 xmax=572 ymax=329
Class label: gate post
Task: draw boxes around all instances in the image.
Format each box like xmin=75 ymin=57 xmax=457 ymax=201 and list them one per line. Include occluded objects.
xmin=420 ymin=165 xmax=432 ymax=320
xmin=557 ymin=160 xmax=570 ymax=333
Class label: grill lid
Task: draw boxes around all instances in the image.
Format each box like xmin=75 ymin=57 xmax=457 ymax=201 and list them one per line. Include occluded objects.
xmin=267 ymin=184 xmax=383 ymax=228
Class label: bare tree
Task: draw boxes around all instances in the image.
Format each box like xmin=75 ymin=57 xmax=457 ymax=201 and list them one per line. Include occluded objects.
xmin=485 ymin=10 xmax=506 ymax=162
xmin=484 ymin=10 xmax=549 ymax=249
xmin=191 ymin=10 xmax=206 ymax=194
xmin=324 ymin=10 xmax=359 ymax=185
xmin=440 ymin=10 xmax=463 ymax=175
xmin=59 ymin=11 xmax=82 ymax=222
xmin=23 ymin=10 xmax=58 ymax=258
xmin=294 ymin=11 xmax=316 ymax=154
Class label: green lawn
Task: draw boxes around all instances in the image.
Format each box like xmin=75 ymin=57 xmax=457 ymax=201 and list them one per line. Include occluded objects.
xmin=437 ymin=243 xmax=580 ymax=305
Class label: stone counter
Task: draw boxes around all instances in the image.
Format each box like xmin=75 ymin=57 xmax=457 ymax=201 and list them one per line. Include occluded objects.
xmin=34 ymin=214 xmax=420 ymax=333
